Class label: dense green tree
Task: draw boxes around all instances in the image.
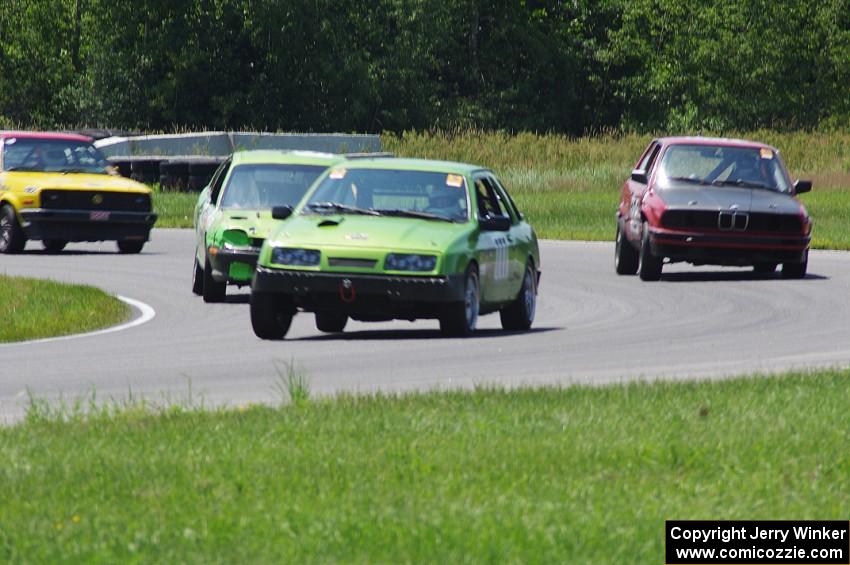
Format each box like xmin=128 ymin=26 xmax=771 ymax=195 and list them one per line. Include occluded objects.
xmin=0 ymin=0 xmax=847 ymax=133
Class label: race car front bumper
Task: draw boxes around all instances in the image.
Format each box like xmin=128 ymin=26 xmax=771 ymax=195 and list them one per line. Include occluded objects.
xmin=649 ymin=227 xmax=810 ymax=265
xmin=252 ymin=266 xmax=467 ymax=308
xmin=209 ymin=246 xmax=261 ymax=283
xmin=20 ymin=209 xmax=157 ymax=242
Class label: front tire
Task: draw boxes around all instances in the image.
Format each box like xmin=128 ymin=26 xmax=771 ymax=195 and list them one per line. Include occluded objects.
xmin=42 ymin=239 xmax=67 ymax=253
xmin=117 ymin=240 xmax=145 ymax=254
xmin=615 ymin=223 xmax=639 ymax=275
xmin=500 ymin=261 xmax=537 ymax=331
xmin=251 ymin=291 xmax=294 ymax=339
xmin=782 ymin=250 xmax=808 ymax=279
xmin=202 ymin=256 xmax=227 ymax=303
xmin=0 ymin=204 xmax=26 ymax=254
xmin=315 ymin=312 xmax=348 ymax=333
xmin=440 ymin=265 xmax=480 ymax=337
xmin=638 ymin=221 xmax=663 ymax=281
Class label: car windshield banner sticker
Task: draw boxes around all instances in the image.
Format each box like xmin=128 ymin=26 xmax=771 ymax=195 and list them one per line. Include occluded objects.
xmin=446 ymin=174 xmax=464 ymax=188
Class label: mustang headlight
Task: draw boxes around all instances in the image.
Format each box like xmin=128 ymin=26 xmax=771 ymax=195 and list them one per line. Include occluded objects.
xmin=385 ymin=253 xmax=437 ymax=272
xmin=271 ymin=247 xmax=321 ymax=266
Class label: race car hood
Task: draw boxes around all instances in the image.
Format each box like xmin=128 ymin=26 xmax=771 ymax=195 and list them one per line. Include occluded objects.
xmin=2 ymin=171 xmax=150 ymax=193
xmin=267 ymin=213 xmax=475 ymax=253
xmin=658 ymin=184 xmax=802 ymax=214
xmin=216 ymin=209 xmax=283 ymax=241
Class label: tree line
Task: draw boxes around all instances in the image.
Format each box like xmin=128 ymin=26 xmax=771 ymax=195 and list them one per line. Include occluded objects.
xmin=1 ymin=0 xmax=848 ymax=134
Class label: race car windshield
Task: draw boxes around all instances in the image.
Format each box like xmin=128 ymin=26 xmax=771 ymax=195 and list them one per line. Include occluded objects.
xmin=658 ymin=145 xmax=791 ymax=193
xmin=304 ymin=169 xmax=469 ymax=222
xmin=2 ymin=138 xmax=110 ymax=174
xmin=219 ymin=164 xmax=325 ymax=209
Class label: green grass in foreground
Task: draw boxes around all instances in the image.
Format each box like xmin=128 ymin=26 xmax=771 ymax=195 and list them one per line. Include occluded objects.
xmin=0 ymin=275 xmax=128 ymax=342
xmin=3 ymin=369 xmax=850 ymax=562
xmin=153 ymin=130 xmax=850 ymax=248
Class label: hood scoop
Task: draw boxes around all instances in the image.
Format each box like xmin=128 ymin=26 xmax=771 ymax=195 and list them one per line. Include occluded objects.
xmin=318 ymin=218 xmax=342 ymax=227
xmin=229 ymin=215 xmax=248 ymax=220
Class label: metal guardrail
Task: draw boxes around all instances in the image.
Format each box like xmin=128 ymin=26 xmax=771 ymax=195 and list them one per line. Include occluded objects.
xmin=99 ymin=132 xmax=384 ymax=190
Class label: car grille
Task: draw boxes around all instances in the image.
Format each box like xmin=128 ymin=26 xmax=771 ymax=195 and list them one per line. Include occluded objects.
xmin=661 ymin=210 xmax=720 ymax=230
xmin=250 ymin=237 xmax=264 ymax=248
xmin=40 ymin=190 xmax=152 ymax=212
xmin=747 ymin=213 xmax=803 ymax=233
xmin=327 ymin=258 xmax=377 ymax=268
xmin=661 ymin=210 xmax=802 ymax=234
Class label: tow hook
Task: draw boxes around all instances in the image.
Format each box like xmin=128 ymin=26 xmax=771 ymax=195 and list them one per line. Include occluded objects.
xmin=339 ymin=278 xmax=356 ymax=303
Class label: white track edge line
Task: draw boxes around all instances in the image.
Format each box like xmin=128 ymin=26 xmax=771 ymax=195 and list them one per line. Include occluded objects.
xmin=0 ymin=295 xmax=156 ymax=347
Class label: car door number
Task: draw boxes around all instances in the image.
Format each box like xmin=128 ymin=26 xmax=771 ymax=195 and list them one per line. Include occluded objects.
xmin=494 ymin=236 xmax=509 ymax=281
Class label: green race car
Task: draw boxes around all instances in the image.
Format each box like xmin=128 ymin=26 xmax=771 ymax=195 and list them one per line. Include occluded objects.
xmin=192 ymin=150 xmax=346 ymax=302
xmin=250 ymin=158 xmax=541 ymax=338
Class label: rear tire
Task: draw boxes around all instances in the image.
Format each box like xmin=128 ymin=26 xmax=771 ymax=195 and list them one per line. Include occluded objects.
xmin=192 ymin=258 xmax=204 ymax=295
xmin=440 ymin=265 xmax=479 ymax=337
xmin=500 ymin=261 xmax=537 ymax=331
xmin=202 ymin=256 xmax=227 ymax=303
xmin=250 ymin=291 xmax=294 ymax=339
xmin=615 ymin=223 xmax=639 ymax=275
xmin=0 ymin=204 xmax=26 ymax=254
xmin=315 ymin=312 xmax=348 ymax=333
xmin=42 ymin=239 xmax=67 ymax=253
xmin=117 ymin=240 xmax=144 ymax=254
xmin=782 ymin=250 xmax=808 ymax=279
xmin=638 ymin=221 xmax=663 ymax=281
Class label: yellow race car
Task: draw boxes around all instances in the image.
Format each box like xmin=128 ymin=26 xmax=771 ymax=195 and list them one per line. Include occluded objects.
xmin=0 ymin=131 xmax=157 ymax=253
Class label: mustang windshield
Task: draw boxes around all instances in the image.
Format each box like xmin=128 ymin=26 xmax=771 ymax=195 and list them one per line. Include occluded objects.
xmin=659 ymin=144 xmax=791 ymax=193
xmin=2 ymin=138 xmax=110 ymax=174
xmin=219 ymin=164 xmax=325 ymax=209
xmin=304 ymin=168 xmax=469 ymax=222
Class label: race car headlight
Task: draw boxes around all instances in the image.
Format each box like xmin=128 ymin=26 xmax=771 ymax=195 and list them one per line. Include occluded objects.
xmin=271 ymin=247 xmax=321 ymax=266
xmin=385 ymin=253 xmax=437 ymax=272
xmin=222 ymin=229 xmax=250 ymax=249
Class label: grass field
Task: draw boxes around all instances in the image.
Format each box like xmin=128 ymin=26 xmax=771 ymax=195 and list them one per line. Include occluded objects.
xmin=0 ymin=275 xmax=128 ymax=342
xmin=153 ymin=130 xmax=850 ymax=248
xmin=2 ymin=369 xmax=849 ymax=562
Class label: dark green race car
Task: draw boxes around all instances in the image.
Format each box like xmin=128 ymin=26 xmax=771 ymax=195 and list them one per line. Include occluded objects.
xmin=250 ymin=158 xmax=541 ymax=338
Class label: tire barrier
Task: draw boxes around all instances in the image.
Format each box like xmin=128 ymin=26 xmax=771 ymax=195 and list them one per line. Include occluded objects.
xmin=112 ymin=156 xmax=226 ymax=191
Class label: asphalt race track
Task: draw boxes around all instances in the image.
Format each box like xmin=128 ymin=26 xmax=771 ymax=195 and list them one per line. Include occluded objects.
xmin=2 ymin=229 xmax=850 ymax=421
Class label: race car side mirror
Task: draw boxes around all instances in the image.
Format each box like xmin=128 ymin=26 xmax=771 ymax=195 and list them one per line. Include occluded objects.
xmin=271 ymin=205 xmax=294 ymax=220
xmin=631 ymin=169 xmax=648 ymax=184
xmin=793 ymin=180 xmax=812 ymax=194
xmin=479 ymin=215 xmax=511 ymax=232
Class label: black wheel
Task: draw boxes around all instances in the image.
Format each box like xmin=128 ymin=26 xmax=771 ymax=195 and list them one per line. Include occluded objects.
xmin=192 ymin=258 xmax=204 ymax=295
xmin=250 ymin=291 xmax=294 ymax=339
xmin=315 ymin=312 xmax=348 ymax=333
xmin=638 ymin=221 xmax=663 ymax=281
xmin=753 ymin=262 xmax=777 ymax=274
xmin=202 ymin=256 xmax=227 ymax=303
xmin=615 ymin=223 xmax=639 ymax=275
xmin=500 ymin=261 xmax=537 ymax=331
xmin=440 ymin=265 xmax=480 ymax=337
xmin=0 ymin=204 xmax=26 ymax=254
xmin=782 ymin=250 xmax=808 ymax=279
xmin=117 ymin=240 xmax=145 ymax=254
xmin=42 ymin=239 xmax=67 ymax=253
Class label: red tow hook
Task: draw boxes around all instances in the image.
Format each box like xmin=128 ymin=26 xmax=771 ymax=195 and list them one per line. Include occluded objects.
xmin=339 ymin=278 xmax=356 ymax=303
